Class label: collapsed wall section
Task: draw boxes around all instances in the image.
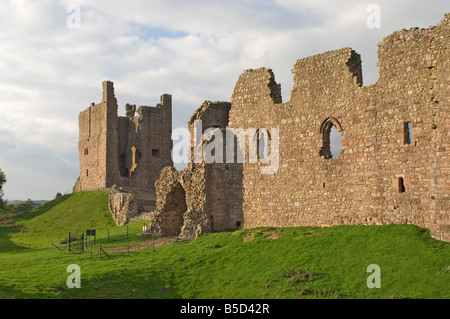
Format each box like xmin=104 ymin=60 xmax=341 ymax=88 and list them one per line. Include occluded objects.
xmin=142 ymin=101 xmax=245 ymax=239
xmin=114 ymin=95 xmax=173 ymax=193
xmin=140 ymin=165 xmax=209 ymax=239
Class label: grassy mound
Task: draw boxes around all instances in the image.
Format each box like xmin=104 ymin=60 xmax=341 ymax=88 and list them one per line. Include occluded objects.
xmin=6 ymin=191 xmax=114 ymax=249
xmin=0 ymin=191 xmax=448 ymax=299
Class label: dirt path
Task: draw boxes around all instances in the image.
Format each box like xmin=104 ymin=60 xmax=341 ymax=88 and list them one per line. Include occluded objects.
xmin=105 ymin=236 xmax=178 ymax=252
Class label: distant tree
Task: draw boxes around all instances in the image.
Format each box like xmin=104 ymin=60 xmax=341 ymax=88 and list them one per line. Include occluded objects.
xmin=8 ymin=201 xmax=33 ymax=214
xmin=0 ymin=169 xmax=6 ymax=209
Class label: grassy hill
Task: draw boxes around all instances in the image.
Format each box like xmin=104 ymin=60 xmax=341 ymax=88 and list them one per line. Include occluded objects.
xmin=0 ymin=191 xmax=449 ymax=299
xmin=3 ymin=191 xmax=115 ymax=249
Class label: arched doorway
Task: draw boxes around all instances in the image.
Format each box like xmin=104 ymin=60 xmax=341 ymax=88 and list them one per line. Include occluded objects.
xmin=161 ymin=184 xmax=187 ymax=236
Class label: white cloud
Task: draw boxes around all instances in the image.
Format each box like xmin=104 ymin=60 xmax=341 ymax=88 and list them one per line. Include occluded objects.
xmin=0 ymin=0 xmax=448 ymax=199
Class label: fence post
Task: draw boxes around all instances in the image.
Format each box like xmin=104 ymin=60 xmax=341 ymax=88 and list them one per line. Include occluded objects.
xmin=98 ymin=243 xmax=111 ymax=260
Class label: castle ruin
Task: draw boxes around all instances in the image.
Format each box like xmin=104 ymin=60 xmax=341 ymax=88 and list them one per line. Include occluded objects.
xmin=75 ymin=14 xmax=449 ymax=241
xmin=142 ymin=14 xmax=449 ymax=242
xmin=73 ymin=81 xmax=173 ymax=224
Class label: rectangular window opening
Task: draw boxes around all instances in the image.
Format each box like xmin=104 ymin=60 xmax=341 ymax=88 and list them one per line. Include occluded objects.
xmin=152 ymin=149 xmax=160 ymax=157
xmin=86 ymin=169 xmax=89 ymax=177
xmin=398 ymin=177 xmax=406 ymax=193
xmin=403 ymin=122 xmax=412 ymax=145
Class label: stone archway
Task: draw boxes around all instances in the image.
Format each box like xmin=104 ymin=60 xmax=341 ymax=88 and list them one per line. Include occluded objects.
xmin=160 ymin=184 xmax=187 ymax=236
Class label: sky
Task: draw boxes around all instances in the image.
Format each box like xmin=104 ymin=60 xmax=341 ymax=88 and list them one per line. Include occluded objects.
xmin=0 ymin=0 xmax=448 ymax=200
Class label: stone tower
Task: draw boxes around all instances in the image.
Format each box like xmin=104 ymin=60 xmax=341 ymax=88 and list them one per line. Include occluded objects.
xmin=73 ymin=81 xmax=173 ymax=197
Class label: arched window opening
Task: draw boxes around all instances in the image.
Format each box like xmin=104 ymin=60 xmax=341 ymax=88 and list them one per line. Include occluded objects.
xmin=320 ymin=117 xmax=342 ymax=159
xmin=254 ymin=128 xmax=270 ymax=160
xmin=330 ymin=126 xmax=342 ymax=159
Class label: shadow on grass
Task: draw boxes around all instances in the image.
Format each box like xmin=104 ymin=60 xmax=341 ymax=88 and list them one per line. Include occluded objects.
xmin=0 ymin=196 xmax=71 ymax=252
xmin=0 ymin=283 xmax=33 ymax=299
xmin=0 ymin=225 xmax=29 ymax=252
xmin=56 ymin=268 xmax=183 ymax=299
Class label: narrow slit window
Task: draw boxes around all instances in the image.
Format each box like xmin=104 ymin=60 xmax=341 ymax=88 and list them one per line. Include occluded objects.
xmin=398 ymin=177 xmax=406 ymax=193
xmin=255 ymin=128 xmax=270 ymax=160
xmin=404 ymin=122 xmax=412 ymax=145
xmin=86 ymin=169 xmax=89 ymax=177
xmin=134 ymin=149 xmax=141 ymax=163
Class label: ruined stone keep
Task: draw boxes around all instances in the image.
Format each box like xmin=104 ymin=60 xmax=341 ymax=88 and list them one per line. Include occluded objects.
xmin=143 ymin=14 xmax=449 ymax=242
xmin=73 ymin=81 xmax=173 ymax=224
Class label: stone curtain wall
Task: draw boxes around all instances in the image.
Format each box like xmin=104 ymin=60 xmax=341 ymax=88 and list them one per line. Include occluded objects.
xmin=228 ymin=15 xmax=449 ymax=241
xmin=426 ymin=15 xmax=450 ymax=241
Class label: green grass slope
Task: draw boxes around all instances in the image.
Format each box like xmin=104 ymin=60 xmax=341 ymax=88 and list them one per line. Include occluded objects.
xmin=5 ymin=191 xmax=115 ymax=249
xmin=0 ymin=191 xmax=449 ymax=299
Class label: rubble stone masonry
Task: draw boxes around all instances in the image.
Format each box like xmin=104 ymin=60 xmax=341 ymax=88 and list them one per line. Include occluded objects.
xmin=74 ymin=81 xmax=172 ymax=195
xmin=73 ymin=81 xmax=172 ymax=223
xmin=227 ymin=15 xmax=449 ymax=241
xmin=143 ymin=14 xmax=449 ymax=242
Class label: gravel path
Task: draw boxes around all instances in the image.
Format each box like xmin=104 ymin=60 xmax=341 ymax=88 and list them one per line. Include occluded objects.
xmin=105 ymin=236 xmax=179 ymax=252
